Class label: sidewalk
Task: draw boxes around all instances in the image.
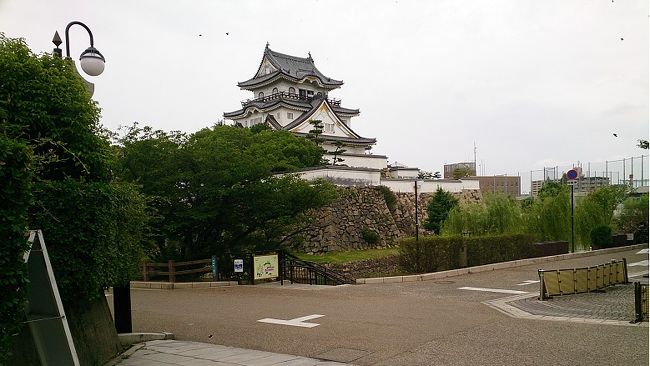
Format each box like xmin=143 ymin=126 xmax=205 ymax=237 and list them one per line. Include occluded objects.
xmin=114 ymin=340 xmax=352 ymax=366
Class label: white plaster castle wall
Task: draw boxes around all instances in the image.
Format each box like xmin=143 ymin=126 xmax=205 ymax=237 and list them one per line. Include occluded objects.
xmin=322 ymin=143 xmax=366 ymax=155
xmin=388 ymin=169 xmax=419 ymax=179
xmin=381 ymin=179 xmax=480 ymax=193
xmin=323 ymin=154 xmax=388 ymax=170
xmin=296 ymin=168 xmax=381 ymax=186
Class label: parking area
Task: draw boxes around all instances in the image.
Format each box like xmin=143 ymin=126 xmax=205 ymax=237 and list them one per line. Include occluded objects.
xmin=121 ymin=246 xmax=649 ymax=365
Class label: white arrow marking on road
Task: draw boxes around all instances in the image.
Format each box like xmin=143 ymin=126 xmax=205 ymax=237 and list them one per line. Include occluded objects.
xmin=636 ymin=249 xmax=648 ymax=254
xmin=516 ymin=280 xmax=540 ymax=286
xmin=458 ymin=287 xmax=529 ymax=295
xmin=628 ymin=260 xmax=649 ymax=267
xmin=257 ymin=314 xmax=324 ymax=328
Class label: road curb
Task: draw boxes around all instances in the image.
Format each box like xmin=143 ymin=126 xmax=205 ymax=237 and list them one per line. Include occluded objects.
xmin=118 ymin=332 xmax=175 ymax=346
xmin=356 ymin=243 xmax=647 ymax=284
xmin=130 ymin=281 xmax=239 ymax=289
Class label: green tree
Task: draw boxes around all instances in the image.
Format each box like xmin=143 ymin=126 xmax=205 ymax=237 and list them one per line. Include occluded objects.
xmin=614 ymin=194 xmax=649 ymax=244
xmin=418 ymin=171 xmax=441 ymax=179
xmin=574 ymin=185 xmax=627 ymax=248
xmin=441 ymin=193 xmax=522 ymax=236
xmin=0 ymin=35 xmax=149 ymax=361
xmin=114 ymin=124 xmax=336 ymax=259
xmin=523 ymin=181 xmax=571 ymax=242
xmin=424 ymin=188 xmax=458 ymax=234
xmin=330 ymin=141 xmax=347 ymax=166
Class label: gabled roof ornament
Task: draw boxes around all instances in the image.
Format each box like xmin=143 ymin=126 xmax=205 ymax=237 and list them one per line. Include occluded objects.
xmin=308 ymin=51 xmax=312 ymax=61
xmin=266 ymin=41 xmax=270 ymax=49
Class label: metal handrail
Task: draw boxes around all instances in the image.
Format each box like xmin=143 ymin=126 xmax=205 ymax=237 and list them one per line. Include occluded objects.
xmin=282 ymin=251 xmax=353 ymax=285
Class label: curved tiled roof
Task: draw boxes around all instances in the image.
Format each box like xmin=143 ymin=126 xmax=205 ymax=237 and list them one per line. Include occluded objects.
xmin=223 ymin=98 xmax=311 ymax=118
xmin=238 ymin=46 xmax=343 ymax=89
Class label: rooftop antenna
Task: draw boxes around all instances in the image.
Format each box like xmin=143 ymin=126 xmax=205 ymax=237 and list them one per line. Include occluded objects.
xmin=473 ymin=142 xmax=477 ymax=175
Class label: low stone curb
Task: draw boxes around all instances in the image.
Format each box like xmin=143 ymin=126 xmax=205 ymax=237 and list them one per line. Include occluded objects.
xmin=356 ymin=243 xmax=647 ymax=284
xmin=130 ymin=281 xmax=239 ymax=289
xmin=118 ymin=332 xmax=175 ymax=346
xmin=104 ymin=343 xmax=144 ymax=366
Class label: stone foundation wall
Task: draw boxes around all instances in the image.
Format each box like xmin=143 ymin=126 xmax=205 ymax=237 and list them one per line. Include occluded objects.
xmin=299 ymin=187 xmax=481 ymax=253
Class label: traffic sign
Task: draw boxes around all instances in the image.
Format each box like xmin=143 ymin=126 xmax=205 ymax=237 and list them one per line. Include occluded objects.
xmin=567 ymin=169 xmax=578 ymax=180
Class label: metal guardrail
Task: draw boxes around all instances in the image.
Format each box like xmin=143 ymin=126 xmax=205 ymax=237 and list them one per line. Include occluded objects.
xmin=633 ymin=282 xmax=649 ymax=323
xmin=281 ymin=252 xmax=354 ymax=285
xmin=538 ymin=259 xmax=628 ymax=300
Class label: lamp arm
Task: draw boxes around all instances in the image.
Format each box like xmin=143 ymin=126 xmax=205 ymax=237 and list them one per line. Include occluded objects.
xmin=64 ymin=21 xmax=95 ymax=58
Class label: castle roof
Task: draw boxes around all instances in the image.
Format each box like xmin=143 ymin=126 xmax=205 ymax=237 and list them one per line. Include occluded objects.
xmin=238 ymin=45 xmax=343 ymax=90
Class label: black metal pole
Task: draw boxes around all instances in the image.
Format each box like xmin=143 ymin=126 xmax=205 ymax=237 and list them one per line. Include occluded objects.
xmin=571 ymin=184 xmax=575 ymax=253
xmin=113 ymin=282 xmax=132 ymax=333
xmin=414 ymin=180 xmax=419 ymax=241
xmin=64 ymin=21 xmax=95 ymax=58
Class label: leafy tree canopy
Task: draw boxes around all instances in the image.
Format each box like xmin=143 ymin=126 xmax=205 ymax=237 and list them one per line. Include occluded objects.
xmin=114 ymin=124 xmax=336 ymax=259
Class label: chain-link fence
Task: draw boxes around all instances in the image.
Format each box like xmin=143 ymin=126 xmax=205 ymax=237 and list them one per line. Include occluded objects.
xmin=525 ymin=154 xmax=649 ymax=195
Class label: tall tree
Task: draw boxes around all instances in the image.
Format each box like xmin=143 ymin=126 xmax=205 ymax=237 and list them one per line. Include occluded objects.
xmin=424 ymin=188 xmax=458 ymax=234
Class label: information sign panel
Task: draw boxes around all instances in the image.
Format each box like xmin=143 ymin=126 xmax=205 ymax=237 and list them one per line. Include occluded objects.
xmin=234 ymin=259 xmax=244 ymax=273
xmin=254 ymin=254 xmax=279 ymax=280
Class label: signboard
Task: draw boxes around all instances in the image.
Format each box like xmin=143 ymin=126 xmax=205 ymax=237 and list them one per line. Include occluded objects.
xmin=254 ymin=254 xmax=279 ymax=280
xmin=211 ymin=255 xmax=217 ymax=279
xmin=234 ymin=259 xmax=244 ymax=273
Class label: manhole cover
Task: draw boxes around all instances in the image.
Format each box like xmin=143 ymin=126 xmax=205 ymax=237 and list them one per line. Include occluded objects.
xmin=434 ymin=280 xmax=455 ymax=284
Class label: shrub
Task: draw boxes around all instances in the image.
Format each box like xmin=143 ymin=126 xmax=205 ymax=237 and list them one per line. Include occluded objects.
xmin=30 ymin=180 xmax=149 ymax=303
xmin=398 ymin=234 xmax=535 ymax=273
xmin=465 ymin=234 xmax=535 ymax=266
xmin=361 ymin=229 xmax=380 ymax=245
xmin=399 ymin=236 xmax=462 ymax=273
xmin=424 ymin=187 xmax=458 ymax=234
xmin=379 ymin=186 xmax=396 ymax=212
xmin=0 ymin=138 xmax=32 ymax=363
xmin=590 ymin=225 xmax=613 ymax=249
xmin=614 ymin=194 xmax=649 ymax=244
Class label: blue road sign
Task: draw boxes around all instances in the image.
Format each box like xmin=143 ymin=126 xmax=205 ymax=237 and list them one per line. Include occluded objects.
xmin=567 ymin=169 xmax=578 ymax=180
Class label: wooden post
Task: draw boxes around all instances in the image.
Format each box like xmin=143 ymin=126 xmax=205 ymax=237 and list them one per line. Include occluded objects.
xmin=142 ymin=263 xmax=149 ymax=282
xmin=168 ymin=260 xmax=175 ymax=283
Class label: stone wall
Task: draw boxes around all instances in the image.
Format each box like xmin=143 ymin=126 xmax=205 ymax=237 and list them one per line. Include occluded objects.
xmin=299 ymin=187 xmax=481 ymax=253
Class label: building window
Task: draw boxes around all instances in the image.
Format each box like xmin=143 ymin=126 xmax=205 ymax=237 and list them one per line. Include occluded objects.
xmin=287 ymin=112 xmax=294 ymax=119
xmin=272 ymin=87 xmax=278 ymax=94
xmin=289 ymin=87 xmax=295 ymax=95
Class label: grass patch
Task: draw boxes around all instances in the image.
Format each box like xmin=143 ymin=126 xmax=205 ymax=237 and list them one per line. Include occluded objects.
xmin=295 ymin=247 xmax=399 ymax=265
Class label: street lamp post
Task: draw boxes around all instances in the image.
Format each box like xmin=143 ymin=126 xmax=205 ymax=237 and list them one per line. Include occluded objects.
xmin=414 ymin=180 xmax=422 ymax=241
xmin=52 ymin=21 xmax=106 ymax=96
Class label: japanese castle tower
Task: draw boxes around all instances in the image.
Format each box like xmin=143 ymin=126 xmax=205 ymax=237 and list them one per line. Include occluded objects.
xmin=224 ymin=44 xmax=479 ymax=193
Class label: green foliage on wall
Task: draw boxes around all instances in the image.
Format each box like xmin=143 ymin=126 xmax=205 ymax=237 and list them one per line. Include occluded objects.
xmin=378 ymin=185 xmax=397 ymax=212
xmin=0 ymin=137 xmax=32 ymax=363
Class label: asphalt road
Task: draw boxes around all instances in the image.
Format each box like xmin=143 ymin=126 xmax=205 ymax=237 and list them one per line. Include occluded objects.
xmin=119 ymin=247 xmax=649 ymax=366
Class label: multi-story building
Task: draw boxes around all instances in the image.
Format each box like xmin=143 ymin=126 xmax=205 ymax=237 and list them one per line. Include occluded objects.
xmin=443 ymin=162 xmax=476 ymax=179
xmin=476 ymin=175 xmax=521 ymax=197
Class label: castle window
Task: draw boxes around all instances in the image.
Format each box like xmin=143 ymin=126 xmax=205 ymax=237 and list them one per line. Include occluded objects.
xmin=287 ymin=112 xmax=294 ymax=119
xmin=272 ymin=87 xmax=278 ymax=94
xmin=289 ymin=87 xmax=295 ymax=95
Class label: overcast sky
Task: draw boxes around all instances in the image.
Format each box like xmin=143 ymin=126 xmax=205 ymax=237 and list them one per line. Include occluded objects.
xmin=1 ymin=0 xmax=648 ymax=191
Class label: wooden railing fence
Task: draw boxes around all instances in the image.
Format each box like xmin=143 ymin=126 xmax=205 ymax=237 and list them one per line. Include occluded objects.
xmin=141 ymin=259 xmax=211 ymax=282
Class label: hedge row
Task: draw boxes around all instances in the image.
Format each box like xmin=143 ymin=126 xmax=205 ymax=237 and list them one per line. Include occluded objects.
xmin=399 ymin=234 xmax=536 ymax=273
xmin=0 ymin=137 xmax=32 ymax=363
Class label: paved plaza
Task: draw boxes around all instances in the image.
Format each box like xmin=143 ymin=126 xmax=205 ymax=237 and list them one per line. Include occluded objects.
xmin=113 ymin=246 xmax=649 ymax=366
